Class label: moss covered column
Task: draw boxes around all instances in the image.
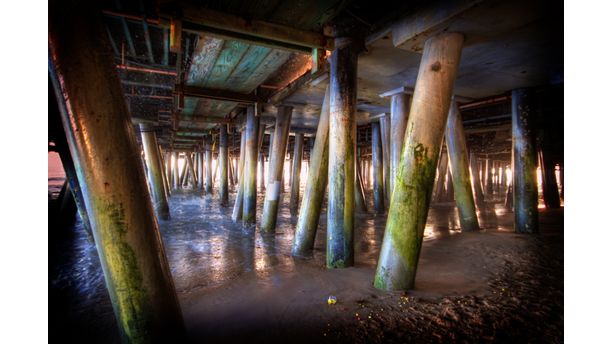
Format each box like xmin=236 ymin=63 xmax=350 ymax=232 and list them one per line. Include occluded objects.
xmin=232 ymin=130 xmax=247 ymax=222
xmin=289 ymin=133 xmax=304 ymax=214
xmin=512 ymin=88 xmax=539 ymax=233
xmin=219 ymin=124 xmax=229 ymax=206
xmin=139 ymin=124 xmax=170 ymax=220
xmin=372 ymin=121 xmax=385 ymax=213
xmin=242 ymin=107 xmax=259 ymax=227
xmin=445 ymin=100 xmax=479 ymax=231
xmin=374 ymin=32 xmax=464 ymax=290
xmin=292 ymin=86 xmax=330 ymax=256
xmin=261 ymin=106 xmax=293 ymax=232
xmin=49 ymin=1 xmax=184 ymax=340
xmin=327 ymin=36 xmax=358 ymax=268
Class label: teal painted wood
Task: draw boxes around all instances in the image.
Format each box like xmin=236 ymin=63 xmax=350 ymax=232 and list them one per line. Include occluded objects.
xmin=187 ymin=36 xmax=224 ymax=86
xmin=203 ymin=40 xmax=250 ymax=90
xmin=226 ymin=45 xmax=272 ymax=92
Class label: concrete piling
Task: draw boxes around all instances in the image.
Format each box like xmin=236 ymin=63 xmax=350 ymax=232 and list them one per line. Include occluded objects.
xmin=289 ymin=133 xmax=304 ymax=215
xmin=512 ymin=88 xmax=539 ymax=233
xmin=49 ymin=1 xmax=184 ymax=339
xmin=219 ymin=124 xmax=229 ymax=206
xmin=445 ymin=101 xmax=479 ymax=231
xmin=372 ymin=121 xmax=385 ymax=213
xmin=390 ymin=91 xmax=410 ymax=192
xmin=327 ymin=36 xmax=358 ymax=268
xmin=140 ymin=123 xmax=170 ymax=220
xmin=292 ymin=86 xmax=330 ymax=256
xmin=232 ymin=130 xmax=247 ymax=222
xmin=374 ymin=32 xmax=464 ymax=290
xmin=242 ymin=107 xmax=259 ymax=227
xmin=261 ymin=106 xmax=293 ymax=232
xmin=205 ymin=138 xmax=213 ymax=194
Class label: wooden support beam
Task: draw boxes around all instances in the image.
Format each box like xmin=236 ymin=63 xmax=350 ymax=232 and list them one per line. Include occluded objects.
xmin=268 ymin=64 xmax=329 ymax=105
xmin=178 ymin=4 xmax=334 ymax=53
xmin=177 ymin=84 xmax=262 ymax=104
xmin=366 ymin=0 xmax=482 ymax=52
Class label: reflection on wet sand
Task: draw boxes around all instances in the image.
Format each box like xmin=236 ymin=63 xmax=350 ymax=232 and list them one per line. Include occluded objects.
xmin=50 ymin=189 xmax=513 ymax=343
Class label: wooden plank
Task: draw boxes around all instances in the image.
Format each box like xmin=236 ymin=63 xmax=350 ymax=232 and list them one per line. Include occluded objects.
xmin=186 ymin=36 xmax=224 ymax=86
xmin=203 ymin=40 xmax=250 ymax=89
xmin=366 ymin=0 xmax=483 ymax=52
xmin=243 ymin=49 xmax=292 ymax=91
xmin=225 ymin=45 xmax=272 ymax=92
xmin=178 ymin=85 xmax=262 ymax=103
xmin=179 ymin=3 xmax=334 ymax=51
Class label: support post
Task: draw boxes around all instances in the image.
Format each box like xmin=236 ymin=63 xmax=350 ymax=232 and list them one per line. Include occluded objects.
xmin=512 ymin=88 xmax=539 ymax=233
xmin=289 ymin=133 xmax=304 ymax=214
xmin=172 ymin=151 xmax=179 ymax=189
xmin=232 ymin=130 xmax=247 ymax=222
xmin=380 ymin=114 xmax=391 ymax=203
xmin=158 ymin=145 xmax=170 ymax=199
xmin=261 ymin=106 xmax=293 ymax=232
xmin=219 ymin=125 xmax=229 ymax=205
xmin=48 ymin=1 xmax=184 ymax=339
xmin=140 ymin=124 xmax=170 ymax=220
xmin=327 ymin=36 xmax=358 ymax=268
xmin=186 ymin=152 xmax=197 ymax=187
xmin=389 ymin=91 xmax=410 ymax=192
xmin=539 ymin=149 xmax=561 ymax=208
xmin=292 ymin=86 xmax=330 ymax=256
xmin=434 ymin=149 xmax=448 ymax=202
xmin=198 ymin=148 xmax=204 ymax=189
xmin=485 ymin=157 xmax=493 ymax=196
xmin=205 ymin=138 xmax=213 ymax=193
xmin=179 ymin=155 xmax=188 ymax=186
xmin=372 ymin=121 xmax=385 ymax=213
xmin=259 ymin=154 xmax=266 ymax=191
xmin=469 ymin=153 xmax=486 ymax=210
xmin=242 ymin=107 xmax=259 ymax=227
xmin=355 ymin=154 xmax=367 ymax=212
xmin=374 ymin=32 xmax=464 ymax=290
xmin=445 ymin=100 xmax=479 ymax=231
xmin=165 ymin=151 xmax=173 ymax=194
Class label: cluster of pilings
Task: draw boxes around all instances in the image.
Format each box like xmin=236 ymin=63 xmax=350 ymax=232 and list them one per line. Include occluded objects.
xmin=49 ymin=2 xmax=563 ymax=341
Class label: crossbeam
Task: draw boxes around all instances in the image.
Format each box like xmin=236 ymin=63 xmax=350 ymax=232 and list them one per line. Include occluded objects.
xmin=178 ymin=4 xmax=333 ymax=53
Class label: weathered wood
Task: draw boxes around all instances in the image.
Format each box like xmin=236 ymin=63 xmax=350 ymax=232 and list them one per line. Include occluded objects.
xmin=445 ymin=101 xmax=479 ymax=231
xmin=261 ymin=106 xmax=293 ymax=232
xmin=179 ymin=85 xmax=262 ymax=104
xmin=48 ymin=1 xmax=184 ymax=340
xmin=179 ymin=3 xmax=334 ymax=52
xmin=380 ymin=114 xmax=391 ymax=203
xmin=292 ymin=86 xmax=330 ymax=256
xmin=512 ymin=88 xmax=539 ymax=233
xmin=327 ymin=37 xmax=358 ymax=268
xmin=374 ymin=32 xmax=464 ymax=290
xmin=140 ymin=124 xmax=170 ymax=220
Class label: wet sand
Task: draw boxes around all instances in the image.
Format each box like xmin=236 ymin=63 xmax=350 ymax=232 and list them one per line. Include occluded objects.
xmin=49 ymin=189 xmax=563 ymax=343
